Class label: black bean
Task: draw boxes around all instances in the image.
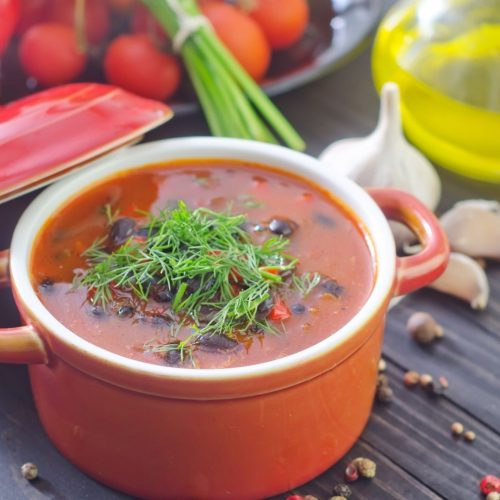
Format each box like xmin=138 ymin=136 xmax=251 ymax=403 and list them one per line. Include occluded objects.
xmin=314 ymin=213 xmax=336 ymax=228
xmin=291 ymin=303 xmax=306 ymax=314
xmin=196 ymin=334 xmax=238 ymax=351
xmin=164 ymin=348 xmax=182 ymax=366
xmin=151 ymin=285 xmax=173 ymax=303
xmin=197 ymin=306 xmax=218 ymax=324
xmin=321 ymin=278 xmax=345 ymax=297
xmin=268 ymin=218 xmax=296 ymax=236
xmin=186 ymin=276 xmax=215 ymax=295
xmin=117 ymin=305 xmax=135 ymax=318
xmin=109 ymin=218 xmax=136 ymax=247
xmin=253 ymin=223 xmax=267 ymax=232
xmin=150 ymin=314 xmax=172 ymax=326
xmin=39 ymin=278 xmax=53 ymax=290
xmin=135 ymin=226 xmax=157 ymax=239
xmin=89 ymin=304 xmax=104 ymax=317
xmin=257 ymin=296 xmax=274 ymax=317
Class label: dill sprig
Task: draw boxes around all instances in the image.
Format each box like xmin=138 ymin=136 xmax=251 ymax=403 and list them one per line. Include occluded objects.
xmin=292 ymin=272 xmax=321 ymax=297
xmin=76 ymin=202 xmax=303 ymax=349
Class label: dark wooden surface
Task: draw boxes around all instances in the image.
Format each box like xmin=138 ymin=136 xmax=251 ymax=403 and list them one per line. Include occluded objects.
xmin=1 ymin=35 xmax=500 ymax=500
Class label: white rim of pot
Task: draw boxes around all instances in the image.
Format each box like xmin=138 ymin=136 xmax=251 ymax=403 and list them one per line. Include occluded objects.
xmin=10 ymin=137 xmax=396 ymax=381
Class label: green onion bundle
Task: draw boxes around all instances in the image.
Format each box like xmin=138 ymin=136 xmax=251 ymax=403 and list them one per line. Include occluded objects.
xmin=141 ymin=0 xmax=305 ymax=150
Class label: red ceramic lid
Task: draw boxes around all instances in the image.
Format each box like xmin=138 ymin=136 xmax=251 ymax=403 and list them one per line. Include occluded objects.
xmin=0 ymin=83 xmax=173 ymax=203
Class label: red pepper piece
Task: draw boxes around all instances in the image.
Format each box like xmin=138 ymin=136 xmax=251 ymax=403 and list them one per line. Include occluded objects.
xmin=286 ymin=496 xmax=304 ymax=500
xmin=480 ymin=475 xmax=500 ymax=495
xmin=268 ymin=298 xmax=291 ymax=321
xmin=344 ymin=463 xmax=359 ymax=482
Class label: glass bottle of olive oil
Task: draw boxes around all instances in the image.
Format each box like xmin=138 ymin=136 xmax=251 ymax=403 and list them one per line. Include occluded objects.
xmin=372 ymin=0 xmax=500 ymax=182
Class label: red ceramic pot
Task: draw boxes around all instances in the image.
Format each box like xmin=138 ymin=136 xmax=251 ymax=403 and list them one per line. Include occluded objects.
xmin=0 ymin=138 xmax=449 ymax=499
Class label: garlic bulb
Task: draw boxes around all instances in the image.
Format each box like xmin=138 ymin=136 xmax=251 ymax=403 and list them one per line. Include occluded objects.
xmin=319 ymin=82 xmax=441 ymax=211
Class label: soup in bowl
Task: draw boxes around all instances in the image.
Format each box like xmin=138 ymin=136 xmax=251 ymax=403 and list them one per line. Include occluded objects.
xmin=0 ymin=138 xmax=448 ymax=499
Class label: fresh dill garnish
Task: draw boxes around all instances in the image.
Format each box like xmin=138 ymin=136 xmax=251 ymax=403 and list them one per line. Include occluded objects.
xmin=292 ymin=272 xmax=321 ymax=297
xmin=76 ymin=202 xmax=306 ymax=357
xmin=101 ymin=203 xmax=119 ymax=225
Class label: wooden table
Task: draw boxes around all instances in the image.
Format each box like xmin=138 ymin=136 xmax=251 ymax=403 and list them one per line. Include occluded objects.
xmin=1 ymin=44 xmax=499 ymax=500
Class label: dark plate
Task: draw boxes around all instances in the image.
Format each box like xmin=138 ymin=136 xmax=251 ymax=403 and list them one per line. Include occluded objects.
xmin=0 ymin=0 xmax=384 ymax=115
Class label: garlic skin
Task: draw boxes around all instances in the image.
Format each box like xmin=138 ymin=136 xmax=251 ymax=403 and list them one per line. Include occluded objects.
xmin=429 ymin=252 xmax=489 ymax=310
xmin=319 ymin=82 xmax=441 ymax=211
xmin=440 ymin=200 xmax=500 ymax=260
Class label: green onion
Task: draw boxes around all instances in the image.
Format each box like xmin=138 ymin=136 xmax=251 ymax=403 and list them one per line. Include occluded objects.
xmin=140 ymin=0 xmax=305 ymax=150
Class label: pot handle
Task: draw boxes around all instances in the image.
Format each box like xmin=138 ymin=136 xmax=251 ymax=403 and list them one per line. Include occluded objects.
xmin=367 ymin=188 xmax=449 ymax=297
xmin=0 ymin=250 xmax=48 ymax=364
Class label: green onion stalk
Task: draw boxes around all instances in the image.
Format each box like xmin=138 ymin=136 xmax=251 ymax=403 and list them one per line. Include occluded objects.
xmin=140 ymin=0 xmax=305 ymax=150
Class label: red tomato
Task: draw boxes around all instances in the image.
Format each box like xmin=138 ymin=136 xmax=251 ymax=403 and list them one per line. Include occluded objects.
xmin=18 ymin=22 xmax=86 ymax=86
xmin=48 ymin=0 xmax=110 ymax=44
xmin=268 ymin=298 xmax=291 ymax=321
xmin=104 ymin=34 xmax=181 ymax=101
xmin=200 ymin=1 xmax=270 ymax=81
xmin=131 ymin=4 xmax=168 ymax=44
xmin=16 ymin=0 xmax=48 ymax=35
xmin=244 ymin=0 xmax=309 ymax=50
xmin=0 ymin=0 xmax=19 ymax=55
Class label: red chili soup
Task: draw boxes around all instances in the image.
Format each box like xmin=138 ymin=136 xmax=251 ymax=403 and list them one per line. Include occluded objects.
xmin=30 ymin=160 xmax=374 ymax=368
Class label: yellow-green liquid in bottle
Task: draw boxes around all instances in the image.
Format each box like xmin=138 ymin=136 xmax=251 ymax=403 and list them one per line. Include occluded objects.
xmin=372 ymin=0 xmax=500 ymax=182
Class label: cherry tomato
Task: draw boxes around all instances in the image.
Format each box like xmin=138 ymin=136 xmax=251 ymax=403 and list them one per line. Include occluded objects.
xmin=0 ymin=0 xmax=19 ymax=55
xmin=16 ymin=0 xmax=48 ymax=35
xmin=200 ymin=1 xmax=270 ymax=81
xmin=48 ymin=0 xmax=110 ymax=44
xmin=19 ymin=22 xmax=86 ymax=86
xmin=244 ymin=0 xmax=309 ymax=50
xmin=131 ymin=4 xmax=168 ymax=44
xmin=104 ymin=34 xmax=181 ymax=101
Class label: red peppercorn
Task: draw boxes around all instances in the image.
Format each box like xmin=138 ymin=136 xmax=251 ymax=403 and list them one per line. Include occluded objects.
xmin=286 ymin=495 xmax=304 ymax=500
xmin=344 ymin=463 xmax=359 ymax=482
xmin=480 ymin=475 xmax=500 ymax=495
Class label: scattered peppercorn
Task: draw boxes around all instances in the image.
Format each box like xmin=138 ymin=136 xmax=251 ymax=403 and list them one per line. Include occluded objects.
xmin=332 ymin=483 xmax=352 ymax=497
xmin=344 ymin=463 xmax=359 ymax=482
xmin=438 ymin=376 xmax=449 ymax=390
xmin=464 ymin=430 xmax=476 ymax=442
xmin=376 ymin=373 xmax=393 ymax=403
xmin=451 ymin=422 xmax=464 ymax=436
xmin=377 ymin=373 xmax=389 ymax=387
xmin=419 ymin=373 xmax=433 ymax=388
xmin=378 ymin=359 xmax=387 ymax=372
xmin=427 ymin=375 xmax=449 ymax=396
xmin=352 ymin=457 xmax=377 ymax=478
xmin=486 ymin=492 xmax=500 ymax=500
xmin=404 ymin=370 xmax=420 ymax=388
xmin=376 ymin=385 xmax=394 ymax=403
xmin=406 ymin=311 xmax=443 ymax=344
xmin=20 ymin=462 xmax=38 ymax=481
xmin=480 ymin=476 xmax=500 ymax=495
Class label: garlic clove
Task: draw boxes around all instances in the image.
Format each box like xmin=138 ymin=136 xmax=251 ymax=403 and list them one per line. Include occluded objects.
xmin=429 ymin=252 xmax=489 ymax=310
xmin=440 ymin=200 xmax=500 ymax=260
xmin=319 ymin=82 xmax=442 ymax=211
